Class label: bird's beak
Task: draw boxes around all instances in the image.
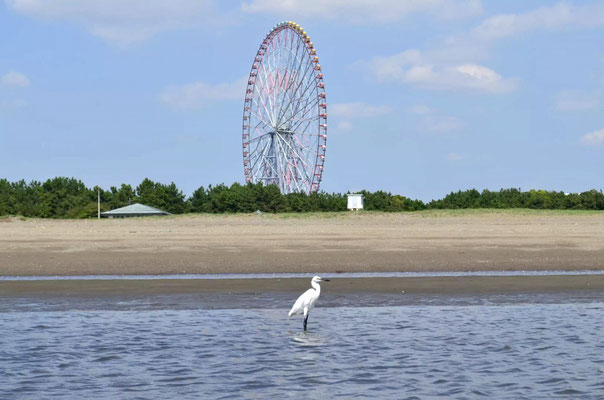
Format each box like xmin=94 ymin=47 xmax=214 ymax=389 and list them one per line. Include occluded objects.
xmin=322 ymin=278 xmax=330 ymax=282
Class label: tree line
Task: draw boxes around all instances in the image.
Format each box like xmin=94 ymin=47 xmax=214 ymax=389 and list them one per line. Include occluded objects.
xmin=0 ymin=177 xmax=602 ymax=218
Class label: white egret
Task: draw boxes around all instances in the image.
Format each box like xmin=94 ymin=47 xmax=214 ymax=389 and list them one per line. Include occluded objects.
xmin=288 ymin=276 xmax=330 ymax=331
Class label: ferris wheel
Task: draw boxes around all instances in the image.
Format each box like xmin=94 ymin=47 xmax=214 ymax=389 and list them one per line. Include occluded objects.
xmin=242 ymin=21 xmax=327 ymax=194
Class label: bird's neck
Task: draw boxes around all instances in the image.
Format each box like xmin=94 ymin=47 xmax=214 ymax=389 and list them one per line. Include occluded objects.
xmin=311 ymin=281 xmax=321 ymax=293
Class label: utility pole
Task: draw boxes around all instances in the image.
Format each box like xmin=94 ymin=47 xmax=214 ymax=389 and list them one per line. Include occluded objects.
xmin=97 ymin=187 xmax=100 ymax=219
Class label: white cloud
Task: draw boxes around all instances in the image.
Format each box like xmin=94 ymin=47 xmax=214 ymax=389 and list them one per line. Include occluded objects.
xmin=447 ymin=152 xmax=463 ymax=161
xmin=330 ymin=102 xmax=392 ymax=133
xmin=581 ymin=129 xmax=604 ymax=147
xmin=363 ymin=2 xmax=604 ymax=94
xmin=438 ymin=2 xmax=604 ymax=63
xmin=555 ymin=91 xmax=599 ymax=111
xmin=159 ymin=77 xmax=247 ymax=110
xmin=472 ymin=2 xmax=604 ymax=42
xmin=406 ymin=105 xmax=433 ymax=115
xmin=1 ymin=71 xmax=31 ymax=87
xmin=6 ymin=0 xmax=214 ymax=44
xmin=241 ymin=0 xmax=482 ymax=22
xmin=407 ymin=104 xmax=463 ymax=133
xmin=369 ymin=50 xmax=516 ymax=93
xmin=330 ymin=102 xmax=392 ymax=119
xmin=425 ymin=116 xmax=463 ymax=133
xmin=336 ymin=120 xmax=353 ymax=131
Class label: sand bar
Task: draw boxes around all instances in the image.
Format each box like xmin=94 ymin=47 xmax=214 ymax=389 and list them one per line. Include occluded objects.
xmin=1 ymin=211 xmax=603 ymax=276
xmin=1 ymin=276 xmax=603 ymax=298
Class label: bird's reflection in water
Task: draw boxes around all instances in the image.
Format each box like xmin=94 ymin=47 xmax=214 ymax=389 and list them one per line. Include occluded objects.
xmin=291 ymin=331 xmax=327 ymax=347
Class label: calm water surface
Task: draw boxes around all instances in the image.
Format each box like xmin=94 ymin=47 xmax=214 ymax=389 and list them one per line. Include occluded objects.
xmin=1 ymin=293 xmax=602 ymax=399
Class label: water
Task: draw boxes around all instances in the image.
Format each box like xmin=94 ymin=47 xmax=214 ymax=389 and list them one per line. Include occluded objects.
xmin=2 ymin=269 xmax=603 ymax=280
xmin=1 ymin=294 xmax=603 ymax=399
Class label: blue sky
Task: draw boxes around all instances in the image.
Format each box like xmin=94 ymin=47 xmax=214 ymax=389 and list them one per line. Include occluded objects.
xmin=0 ymin=0 xmax=602 ymax=201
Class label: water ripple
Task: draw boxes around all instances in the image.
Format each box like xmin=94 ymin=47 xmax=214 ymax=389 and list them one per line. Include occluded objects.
xmin=0 ymin=300 xmax=602 ymax=399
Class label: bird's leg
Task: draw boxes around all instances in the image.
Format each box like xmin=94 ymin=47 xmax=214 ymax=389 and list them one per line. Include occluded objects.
xmin=303 ymin=314 xmax=309 ymax=331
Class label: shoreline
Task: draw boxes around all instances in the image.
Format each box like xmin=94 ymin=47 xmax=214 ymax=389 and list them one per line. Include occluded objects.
xmin=3 ymin=269 xmax=603 ymax=280
xmin=2 ymin=275 xmax=603 ymax=297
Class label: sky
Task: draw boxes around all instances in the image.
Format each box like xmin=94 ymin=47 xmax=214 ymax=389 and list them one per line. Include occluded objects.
xmin=0 ymin=0 xmax=603 ymax=201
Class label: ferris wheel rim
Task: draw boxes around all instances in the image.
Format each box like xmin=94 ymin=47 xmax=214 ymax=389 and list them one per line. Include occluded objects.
xmin=242 ymin=21 xmax=327 ymax=194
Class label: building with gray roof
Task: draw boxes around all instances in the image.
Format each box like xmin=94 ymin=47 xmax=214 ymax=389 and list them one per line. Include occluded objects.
xmin=100 ymin=203 xmax=171 ymax=218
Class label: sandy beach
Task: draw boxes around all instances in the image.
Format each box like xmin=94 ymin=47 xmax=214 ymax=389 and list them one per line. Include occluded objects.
xmin=1 ymin=210 xmax=603 ymax=277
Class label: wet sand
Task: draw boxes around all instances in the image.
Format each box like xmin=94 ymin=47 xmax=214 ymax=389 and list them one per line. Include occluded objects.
xmin=1 ymin=275 xmax=603 ymax=298
xmin=1 ymin=211 xmax=603 ymax=276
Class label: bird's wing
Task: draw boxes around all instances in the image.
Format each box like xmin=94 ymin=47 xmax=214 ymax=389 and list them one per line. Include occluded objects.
xmin=288 ymin=288 xmax=315 ymax=316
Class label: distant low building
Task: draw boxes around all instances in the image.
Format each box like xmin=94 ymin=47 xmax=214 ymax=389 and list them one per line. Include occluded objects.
xmin=347 ymin=193 xmax=364 ymax=211
xmin=100 ymin=203 xmax=171 ymax=218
